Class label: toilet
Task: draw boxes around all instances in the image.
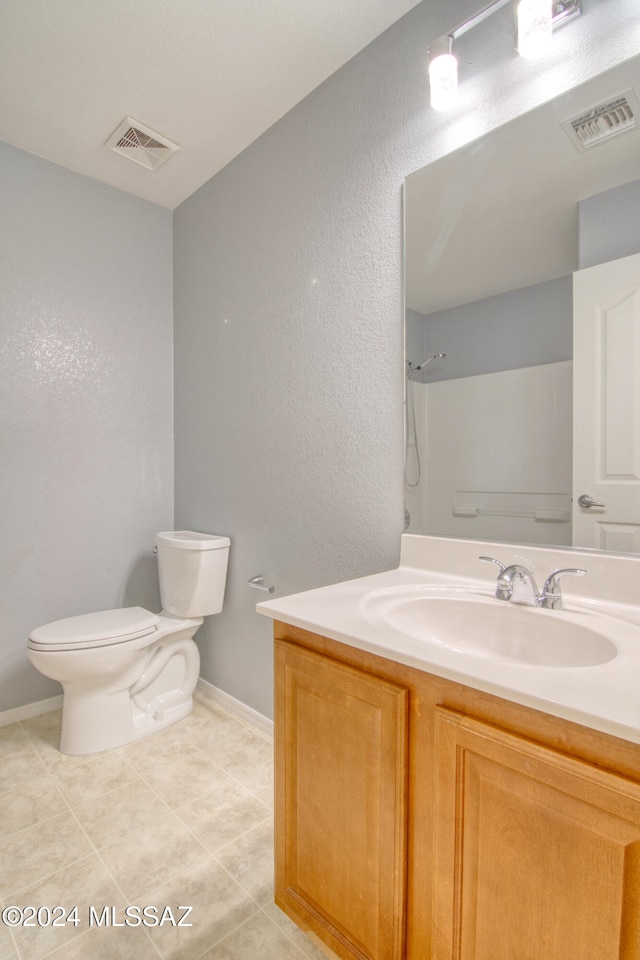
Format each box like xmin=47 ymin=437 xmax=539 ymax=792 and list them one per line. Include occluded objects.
xmin=27 ymin=531 xmax=230 ymax=755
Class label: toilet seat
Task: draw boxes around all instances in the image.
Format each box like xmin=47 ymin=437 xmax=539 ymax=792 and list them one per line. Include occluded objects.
xmin=28 ymin=606 xmax=159 ymax=652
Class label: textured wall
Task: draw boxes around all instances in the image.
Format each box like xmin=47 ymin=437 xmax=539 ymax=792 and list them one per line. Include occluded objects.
xmin=0 ymin=142 xmax=173 ymax=711
xmin=175 ymin=0 xmax=638 ymax=719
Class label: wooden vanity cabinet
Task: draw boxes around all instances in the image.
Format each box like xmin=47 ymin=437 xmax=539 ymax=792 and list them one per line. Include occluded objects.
xmin=432 ymin=709 xmax=640 ymax=960
xmin=274 ymin=622 xmax=640 ymax=960
xmin=274 ymin=635 xmax=409 ymax=960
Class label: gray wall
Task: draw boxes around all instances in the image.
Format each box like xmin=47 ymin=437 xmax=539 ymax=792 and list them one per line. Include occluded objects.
xmin=0 ymin=142 xmax=173 ymax=711
xmin=407 ymin=275 xmax=573 ymax=382
xmin=173 ymin=0 xmax=635 ymax=719
xmin=579 ymin=177 xmax=640 ymax=269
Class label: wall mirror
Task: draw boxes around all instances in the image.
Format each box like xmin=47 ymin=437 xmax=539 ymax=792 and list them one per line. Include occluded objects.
xmin=404 ymin=52 xmax=640 ymax=554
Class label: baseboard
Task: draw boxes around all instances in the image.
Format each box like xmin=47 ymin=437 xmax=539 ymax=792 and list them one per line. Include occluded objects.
xmin=0 ymin=694 xmax=63 ymax=728
xmin=196 ymin=678 xmax=273 ymax=739
xmin=1 ymin=683 xmax=273 ymax=739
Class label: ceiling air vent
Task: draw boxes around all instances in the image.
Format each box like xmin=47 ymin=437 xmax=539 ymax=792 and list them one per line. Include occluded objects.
xmin=562 ymin=90 xmax=639 ymax=152
xmin=105 ymin=117 xmax=180 ymax=171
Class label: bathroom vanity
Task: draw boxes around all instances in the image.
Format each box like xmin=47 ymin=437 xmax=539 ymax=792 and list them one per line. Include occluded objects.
xmin=258 ymin=535 xmax=640 ymax=960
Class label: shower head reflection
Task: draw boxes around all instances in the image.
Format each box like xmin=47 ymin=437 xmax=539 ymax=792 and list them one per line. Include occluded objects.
xmin=409 ymin=353 xmax=446 ymax=373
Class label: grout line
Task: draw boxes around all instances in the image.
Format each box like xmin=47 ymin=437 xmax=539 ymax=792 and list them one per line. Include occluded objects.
xmin=208 ymin=851 xmax=274 ymax=917
xmin=3 ymin=702 xmax=277 ymax=959
xmin=4 ymin=917 xmax=21 ymax=960
xmin=0 ymin=740 xmax=51 ymax=791
xmin=208 ymin=812 xmax=274 ymax=860
xmin=187 ymin=903 xmax=264 ymax=960
xmin=256 ymin=905 xmax=316 ymax=960
xmin=123 ymin=846 xmax=215 ymax=904
xmin=60 ymin=792 xmax=211 ymax=913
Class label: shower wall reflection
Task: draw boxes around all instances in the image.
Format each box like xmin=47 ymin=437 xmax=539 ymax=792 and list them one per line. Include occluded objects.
xmin=405 ymin=276 xmax=574 ymax=545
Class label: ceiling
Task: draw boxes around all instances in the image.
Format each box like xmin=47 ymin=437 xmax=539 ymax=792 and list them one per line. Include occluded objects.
xmin=0 ymin=0 xmax=421 ymax=209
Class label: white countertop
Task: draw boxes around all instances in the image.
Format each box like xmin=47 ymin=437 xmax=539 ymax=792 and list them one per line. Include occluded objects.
xmin=258 ymin=535 xmax=640 ymax=746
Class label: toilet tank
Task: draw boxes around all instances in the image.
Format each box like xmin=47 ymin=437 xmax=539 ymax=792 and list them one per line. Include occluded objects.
xmin=156 ymin=531 xmax=230 ymax=618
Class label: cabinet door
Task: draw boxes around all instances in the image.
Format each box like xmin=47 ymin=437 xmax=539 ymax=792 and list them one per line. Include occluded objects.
xmin=433 ymin=707 xmax=640 ymax=960
xmin=275 ymin=640 xmax=409 ymax=960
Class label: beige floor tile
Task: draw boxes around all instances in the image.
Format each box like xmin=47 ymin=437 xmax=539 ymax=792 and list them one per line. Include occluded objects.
xmin=176 ymin=780 xmax=271 ymax=853
xmin=214 ymin=819 xmax=274 ymax=905
xmin=7 ymin=854 xmax=124 ymax=960
xmin=20 ymin=711 xmax=65 ymax=769
xmin=0 ymin=811 xmax=93 ymax=899
xmin=187 ymin=707 xmax=257 ymax=753
xmin=199 ymin=725 xmax=273 ymax=780
xmin=121 ymin=722 xmax=199 ymax=771
xmin=22 ymin=718 xmax=110 ymax=776
xmin=26 ymin=737 xmax=81 ymax=773
xmin=49 ymin=752 xmax=139 ymax=807
xmin=137 ymin=749 xmax=234 ymax=808
xmin=1 ymin=704 xmax=284 ymax=959
xmin=0 ymin=774 xmax=66 ymax=841
xmin=143 ymin=856 xmax=259 ymax=960
xmin=262 ymin=902 xmax=330 ymax=959
xmin=0 ymin=918 xmax=19 ymax=960
xmin=0 ymin=721 xmax=32 ymax=758
xmin=199 ymin=910 xmax=308 ymax=960
xmin=0 ymin=746 xmax=46 ymax=794
xmin=98 ymin=810 xmax=208 ymax=901
xmin=73 ymin=778 xmax=168 ymax=848
xmin=236 ymin=759 xmax=274 ymax=808
xmin=40 ymin=924 xmax=159 ymax=960
xmin=21 ymin=710 xmax=62 ymax=749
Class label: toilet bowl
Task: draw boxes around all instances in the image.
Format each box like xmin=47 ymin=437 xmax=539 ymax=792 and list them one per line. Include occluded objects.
xmin=27 ymin=531 xmax=230 ymax=755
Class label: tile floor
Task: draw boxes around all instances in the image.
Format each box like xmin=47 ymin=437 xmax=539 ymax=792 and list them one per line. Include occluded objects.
xmin=0 ymin=693 xmax=326 ymax=960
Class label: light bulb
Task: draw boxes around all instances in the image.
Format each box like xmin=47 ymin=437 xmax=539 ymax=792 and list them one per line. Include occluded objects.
xmin=517 ymin=0 xmax=553 ymax=59
xmin=429 ymin=36 xmax=458 ymax=112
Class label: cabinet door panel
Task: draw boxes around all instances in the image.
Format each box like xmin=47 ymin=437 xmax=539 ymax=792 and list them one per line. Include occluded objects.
xmin=433 ymin=708 xmax=640 ymax=960
xmin=275 ymin=640 xmax=408 ymax=960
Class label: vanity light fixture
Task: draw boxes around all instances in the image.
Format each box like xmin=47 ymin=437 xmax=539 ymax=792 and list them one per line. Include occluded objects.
xmin=517 ymin=0 xmax=553 ymax=59
xmin=428 ymin=35 xmax=458 ymax=111
xmin=428 ymin=0 xmax=581 ymax=110
xmin=428 ymin=0 xmax=512 ymax=111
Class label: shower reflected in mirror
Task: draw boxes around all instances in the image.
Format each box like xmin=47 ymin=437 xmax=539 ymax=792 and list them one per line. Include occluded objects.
xmin=405 ymin=353 xmax=446 ymax=489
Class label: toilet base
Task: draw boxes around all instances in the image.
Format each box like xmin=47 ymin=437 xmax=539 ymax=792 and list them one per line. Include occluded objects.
xmin=55 ymin=629 xmax=202 ymax=755
xmin=59 ymin=688 xmax=195 ymax=755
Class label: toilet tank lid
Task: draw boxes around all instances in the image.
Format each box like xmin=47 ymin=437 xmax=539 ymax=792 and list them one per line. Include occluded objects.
xmin=156 ymin=531 xmax=230 ymax=550
xmin=29 ymin=607 xmax=159 ymax=646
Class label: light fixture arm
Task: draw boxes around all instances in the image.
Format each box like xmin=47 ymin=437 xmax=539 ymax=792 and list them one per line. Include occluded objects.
xmin=449 ymin=0 xmax=579 ymax=40
xmin=450 ymin=0 xmax=512 ymax=40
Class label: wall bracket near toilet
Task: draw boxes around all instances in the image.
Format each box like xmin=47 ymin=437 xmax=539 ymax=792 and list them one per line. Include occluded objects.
xmin=246 ymin=575 xmax=275 ymax=594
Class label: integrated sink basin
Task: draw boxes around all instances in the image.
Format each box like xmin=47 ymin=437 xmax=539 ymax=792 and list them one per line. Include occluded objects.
xmin=361 ymin=586 xmax=619 ymax=668
xmin=258 ymin=534 xmax=640 ymax=743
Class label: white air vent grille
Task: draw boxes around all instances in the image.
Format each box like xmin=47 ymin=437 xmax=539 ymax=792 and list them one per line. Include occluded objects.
xmin=105 ymin=117 xmax=180 ymax=171
xmin=562 ymin=90 xmax=639 ymax=152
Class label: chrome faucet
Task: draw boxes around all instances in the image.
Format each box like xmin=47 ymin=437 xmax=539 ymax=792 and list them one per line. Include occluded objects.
xmin=497 ymin=563 xmax=542 ymax=606
xmin=479 ymin=557 xmax=586 ymax=610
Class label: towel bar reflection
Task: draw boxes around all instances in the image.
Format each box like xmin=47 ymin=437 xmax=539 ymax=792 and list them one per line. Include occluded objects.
xmin=246 ymin=575 xmax=275 ymax=594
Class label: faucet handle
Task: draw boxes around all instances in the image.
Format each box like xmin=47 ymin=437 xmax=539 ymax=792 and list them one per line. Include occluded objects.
xmin=541 ymin=568 xmax=586 ymax=610
xmin=479 ymin=556 xmax=511 ymax=601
